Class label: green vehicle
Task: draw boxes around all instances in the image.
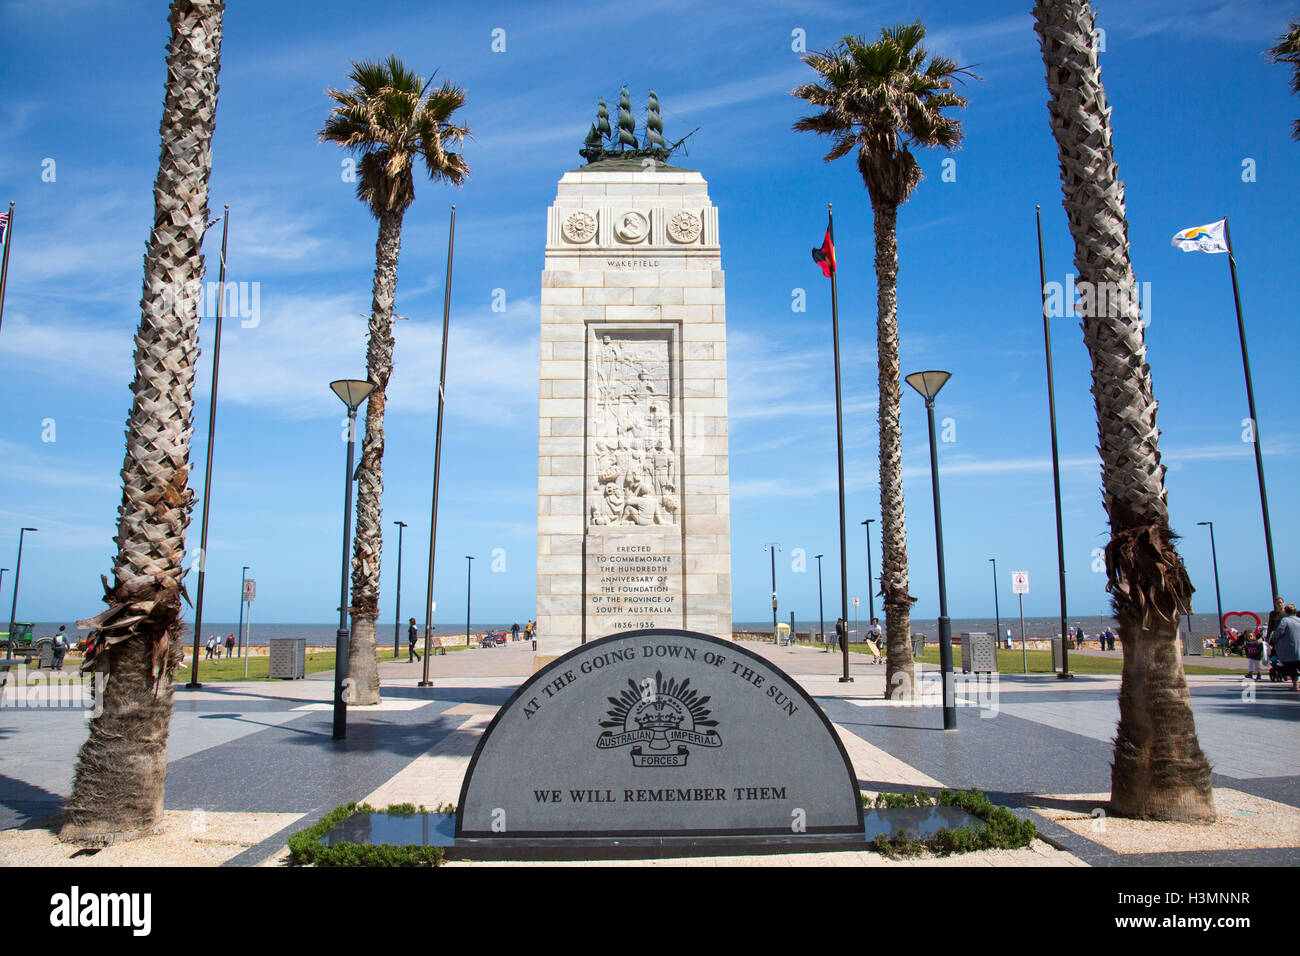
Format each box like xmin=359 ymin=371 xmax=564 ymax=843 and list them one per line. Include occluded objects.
xmin=0 ymin=624 xmax=51 ymax=664
xmin=0 ymin=622 xmax=35 ymax=650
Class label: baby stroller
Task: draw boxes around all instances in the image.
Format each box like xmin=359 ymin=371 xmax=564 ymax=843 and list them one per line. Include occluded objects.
xmin=1269 ymin=654 xmax=1286 ymax=682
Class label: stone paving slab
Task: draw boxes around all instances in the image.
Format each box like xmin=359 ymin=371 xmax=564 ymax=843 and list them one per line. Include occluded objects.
xmin=1025 ymin=789 xmax=1300 ymax=854
xmin=0 ymin=810 xmax=304 ymax=867
xmin=3 ymin=636 xmax=1297 ymax=867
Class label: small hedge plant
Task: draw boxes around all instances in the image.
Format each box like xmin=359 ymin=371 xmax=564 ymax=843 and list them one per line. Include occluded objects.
xmin=864 ymin=788 xmax=1037 ymax=857
xmin=286 ymin=802 xmax=456 ymax=867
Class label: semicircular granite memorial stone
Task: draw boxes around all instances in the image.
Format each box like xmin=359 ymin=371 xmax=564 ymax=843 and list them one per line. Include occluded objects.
xmin=456 ymin=629 xmax=863 ymax=845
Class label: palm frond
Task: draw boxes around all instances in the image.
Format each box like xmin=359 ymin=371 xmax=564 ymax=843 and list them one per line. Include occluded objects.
xmin=790 ymin=21 xmax=976 ymax=204
xmin=320 ymin=56 xmax=472 ymax=215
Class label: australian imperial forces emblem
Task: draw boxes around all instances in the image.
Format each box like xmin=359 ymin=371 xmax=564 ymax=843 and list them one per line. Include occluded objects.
xmin=596 ymin=671 xmax=722 ymax=767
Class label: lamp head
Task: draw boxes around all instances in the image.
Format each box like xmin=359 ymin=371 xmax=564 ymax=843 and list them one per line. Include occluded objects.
xmin=330 ymin=379 xmax=375 ymax=411
xmin=904 ymin=370 xmax=952 ymax=402
xmin=21 ymin=527 xmax=37 ymax=533
xmin=1197 ymin=521 xmax=1211 ymax=526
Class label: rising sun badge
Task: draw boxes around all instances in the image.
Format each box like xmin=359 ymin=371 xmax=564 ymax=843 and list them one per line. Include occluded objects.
xmin=596 ymin=671 xmax=722 ymax=767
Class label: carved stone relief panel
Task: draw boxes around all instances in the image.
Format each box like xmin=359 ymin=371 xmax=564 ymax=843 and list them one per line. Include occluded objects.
xmin=587 ymin=328 xmax=678 ymax=528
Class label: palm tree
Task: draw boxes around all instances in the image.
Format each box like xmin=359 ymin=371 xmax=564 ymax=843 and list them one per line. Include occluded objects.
xmin=1267 ymin=18 xmax=1300 ymax=139
xmin=320 ymin=57 xmax=469 ymax=705
xmin=1034 ymin=0 xmax=1215 ymax=822
xmin=60 ymin=0 xmax=225 ymax=844
xmin=792 ymin=24 xmax=974 ymax=700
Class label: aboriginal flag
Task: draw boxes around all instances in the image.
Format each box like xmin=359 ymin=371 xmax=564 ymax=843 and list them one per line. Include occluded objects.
xmin=811 ymin=215 xmax=835 ymax=277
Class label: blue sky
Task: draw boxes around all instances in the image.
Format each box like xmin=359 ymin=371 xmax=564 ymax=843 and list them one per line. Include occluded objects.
xmin=0 ymin=0 xmax=1296 ymax=630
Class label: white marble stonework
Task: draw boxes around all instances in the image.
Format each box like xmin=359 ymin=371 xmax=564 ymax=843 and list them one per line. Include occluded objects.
xmin=535 ymin=165 xmax=731 ymax=666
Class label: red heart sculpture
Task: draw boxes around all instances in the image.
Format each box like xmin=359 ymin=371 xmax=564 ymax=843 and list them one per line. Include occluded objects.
xmin=1222 ymin=611 xmax=1261 ymax=634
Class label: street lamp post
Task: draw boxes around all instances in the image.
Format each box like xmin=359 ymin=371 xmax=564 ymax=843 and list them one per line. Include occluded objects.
xmin=763 ymin=544 xmax=780 ymax=642
xmin=465 ymin=555 xmax=474 ymax=649
xmin=7 ymin=528 xmax=37 ymax=656
xmin=1197 ymin=521 xmax=1225 ymax=644
xmin=185 ymin=205 xmax=230 ymax=690
xmin=861 ymin=519 xmax=875 ymax=627
xmin=906 ymin=370 xmax=956 ymax=731
xmin=329 ymin=379 xmax=374 ymax=742
xmin=422 ymin=206 xmax=457 ymax=684
xmin=989 ymin=557 xmax=1001 ymax=650
xmin=1036 ymin=207 xmax=1072 ymax=680
xmin=814 ymin=553 xmax=825 ymax=645
xmin=392 ymin=521 xmax=407 ymax=658
xmin=236 ymin=565 xmax=248 ymax=658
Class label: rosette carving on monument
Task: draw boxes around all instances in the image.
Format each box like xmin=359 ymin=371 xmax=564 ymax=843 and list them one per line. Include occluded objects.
xmin=667 ymin=210 xmax=701 ymax=243
xmin=562 ymin=210 xmax=597 ymax=243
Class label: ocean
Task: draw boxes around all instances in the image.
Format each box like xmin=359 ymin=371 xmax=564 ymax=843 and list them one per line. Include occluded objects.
xmin=21 ymin=610 xmax=1251 ymax=646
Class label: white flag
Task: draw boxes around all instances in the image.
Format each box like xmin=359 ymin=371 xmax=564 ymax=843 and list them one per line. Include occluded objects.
xmin=1171 ymin=219 xmax=1227 ymax=253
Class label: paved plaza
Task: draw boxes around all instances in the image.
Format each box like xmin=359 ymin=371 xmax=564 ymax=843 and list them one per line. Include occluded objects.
xmin=2 ymin=640 xmax=1297 ymax=866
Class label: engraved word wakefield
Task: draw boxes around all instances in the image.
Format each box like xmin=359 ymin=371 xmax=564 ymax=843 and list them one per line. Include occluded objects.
xmin=457 ymin=629 xmax=863 ymax=842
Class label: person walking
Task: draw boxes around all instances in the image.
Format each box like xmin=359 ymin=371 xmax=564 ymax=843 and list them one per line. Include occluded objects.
xmin=833 ymin=617 xmax=846 ymax=654
xmin=1244 ymin=630 xmax=1265 ymax=681
xmin=205 ymin=635 xmax=217 ymax=660
xmin=511 ymin=621 xmax=520 ymax=643
xmin=1271 ymin=604 xmax=1300 ymax=691
xmin=867 ymin=617 xmax=884 ymax=664
xmin=52 ymin=626 xmax=68 ymax=671
xmin=407 ymin=617 xmax=421 ymax=663
xmin=224 ymin=633 xmax=235 ymax=659
xmin=1267 ymin=596 xmax=1286 ymax=642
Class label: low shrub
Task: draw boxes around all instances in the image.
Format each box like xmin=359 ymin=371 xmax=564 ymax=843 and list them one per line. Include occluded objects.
xmin=286 ymin=802 xmax=454 ymax=867
xmin=864 ymin=788 xmax=1036 ymax=857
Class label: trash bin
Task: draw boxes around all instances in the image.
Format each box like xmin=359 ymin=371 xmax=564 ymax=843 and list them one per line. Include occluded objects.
xmin=268 ymin=638 xmax=306 ymax=679
xmin=1051 ymin=636 xmax=1064 ymax=672
xmin=960 ymin=632 xmax=997 ymax=674
xmin=911 ymin=635 xmax=926 ymax=659
xmin=775 ymin=623 xmax=791 ymax=646
xmin=37 ymin=640 xmax=55 ymax=670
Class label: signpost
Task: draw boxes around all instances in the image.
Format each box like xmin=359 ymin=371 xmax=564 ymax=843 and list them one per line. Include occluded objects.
xmin=242 ymin=578 xmax=256 ymax=678
xmin=1011 ymin=571 xmax=1029 ymax=673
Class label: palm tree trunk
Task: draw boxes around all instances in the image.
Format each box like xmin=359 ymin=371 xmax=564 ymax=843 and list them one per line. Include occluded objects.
xmin=1034 ymin=0 xmax=1215 ymax=822
xmin=871 ymin=199 xmax=917 ymax=700
xmin=348 ymin=210 xmax=403 ymax=706
xmin=61 ymin=0 xmax=224 ymax=844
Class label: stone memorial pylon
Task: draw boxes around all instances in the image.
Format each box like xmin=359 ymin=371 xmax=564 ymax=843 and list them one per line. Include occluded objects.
xmin=535 ymin=90 xmax=731 ymax=669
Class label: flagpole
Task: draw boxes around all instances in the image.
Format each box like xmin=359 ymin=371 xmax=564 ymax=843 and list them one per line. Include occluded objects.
xmin=1223 ymin=216 xmax=1278 ymax=599
xmin=1036 ymin=206 xmax=1071 ymax=679
xmin=0 ymin=202 xmax=14 ymax=336
xmin=186 ymin=205 xmax=230 ymax=688
xmin=421 ymin=204 xmax=455 ymax=687
xmin=827 ymin=204 xmax=852 ymax=684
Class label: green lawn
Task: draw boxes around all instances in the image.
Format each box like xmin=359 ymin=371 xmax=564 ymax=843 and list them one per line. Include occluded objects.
xmin=799 ymin=641 xmax=1240 ymax=676
xmin=175 ymin=647 xmax=410 ymax=682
